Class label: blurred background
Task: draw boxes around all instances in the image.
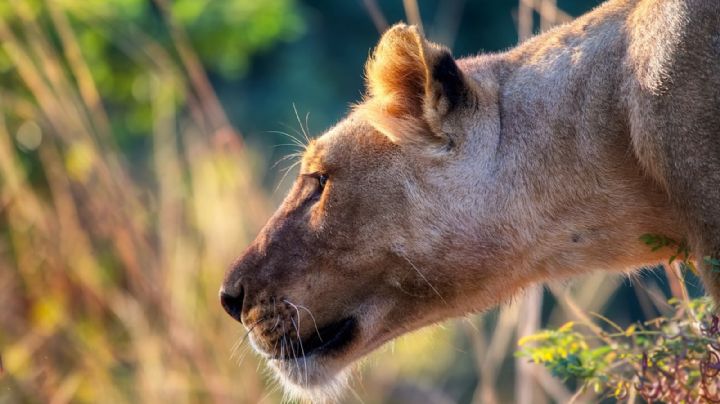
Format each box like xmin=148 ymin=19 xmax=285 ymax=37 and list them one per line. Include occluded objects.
xmin=0 ymin=0 xmax=704 ymax=403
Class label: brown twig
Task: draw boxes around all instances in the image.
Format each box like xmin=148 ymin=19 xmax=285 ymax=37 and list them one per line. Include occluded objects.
xmin=362 ymin=0 xmax=388 ymax=33
xmin=516 ymin=287 xmax=543 ymax=404
xmin=430 ymin=0 xmax=466 ymax=49
xmin=403 ymin=0 xmax=424 ymax=33
xmin=152 ymin=0 xmax=244 ymax=151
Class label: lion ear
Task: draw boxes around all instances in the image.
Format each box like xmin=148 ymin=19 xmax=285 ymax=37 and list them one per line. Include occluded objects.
xmin=363 ymin=24 xmax=471 ymax=147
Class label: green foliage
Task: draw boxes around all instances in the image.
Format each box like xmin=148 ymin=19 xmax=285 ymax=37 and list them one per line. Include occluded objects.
xmin=518 ymin=298 xmax=720 ymax=401
xmin=641 ymin=233 xmax=720 ymax=275
xmin=517 ymin=321 xmax=611 ymax=381
xmin=0 ymin=0 xmax=302 ymax=148
xmin=171 ymin=0 xmax=304 ymax=77
xmin=705 ymin=256 xmax=720 ymax=273
xmin=640 ymin=233 xmax=691 ymax=265
xmin=521 ymin=236 xmax=720 ymax=400
xmin=0 ymin=1 xmax=300 ymax=401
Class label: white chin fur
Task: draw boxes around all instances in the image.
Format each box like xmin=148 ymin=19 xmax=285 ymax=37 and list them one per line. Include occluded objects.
xmin=269 ymin=357 xmax=351 ymax=403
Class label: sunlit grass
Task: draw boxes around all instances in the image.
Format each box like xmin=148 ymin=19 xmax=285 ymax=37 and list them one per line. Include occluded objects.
xmin=0 ymin=2 xmax=273 ymax=402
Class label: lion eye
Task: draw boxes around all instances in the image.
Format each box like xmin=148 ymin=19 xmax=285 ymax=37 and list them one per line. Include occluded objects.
xmin=318 ymin=174 xmax=328 ymax=190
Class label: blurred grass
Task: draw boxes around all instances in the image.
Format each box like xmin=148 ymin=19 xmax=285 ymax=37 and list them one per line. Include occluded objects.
xmin=0 ymin=1 xmax=279 ymax=402
xmin=0 ymin=1 xmax=697 ymax=403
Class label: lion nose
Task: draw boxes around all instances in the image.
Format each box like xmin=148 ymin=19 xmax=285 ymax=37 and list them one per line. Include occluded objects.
xmin=220 ymin=286 xmax=245 ymax=324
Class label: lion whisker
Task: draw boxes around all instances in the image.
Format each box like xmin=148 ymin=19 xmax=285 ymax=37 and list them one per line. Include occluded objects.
xmin=234 ymin=344 xmax=252 ymax=367
xmin=400 ymin=254 xmax=448 ymax=305
xmin=284 ymin=299 xmax=323 ymax=342
xmin=271 ymin=151 xmax=303 ymax=168
xmin=278 ymin=122 xmax=309 ymax=149
xmin=281 ymin=323 xmax=302 ymax=385
xmin=267 ymin=129 xmax=307 ymax=149
xmin=292 ymin=103 xmax=312 ymax=145
xmin=231 ymin=316 xmax=275 ymax=366
xmin=269 ymin=316 xmax=281 ymax=333
xmin=279 ymin=337 xmax=285 ymax=362
xmin=304 ymin=112 xmax=311 ymax=141
xmin=271 ymin=143 xmax=305 ymax=152
xmin=274 ymin=159 xmax=302 ymax=193
xmin=258 ymin=379 xmax=282 ymax=404
xmin=231 ymin=317 xmax=264 ymax=356
xmin=290 ymin=316 xmax=309 ymax=388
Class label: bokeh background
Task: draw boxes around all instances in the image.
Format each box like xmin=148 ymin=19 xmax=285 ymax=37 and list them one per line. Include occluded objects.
xmin=0 ymin=0 xmax=704 ymax=403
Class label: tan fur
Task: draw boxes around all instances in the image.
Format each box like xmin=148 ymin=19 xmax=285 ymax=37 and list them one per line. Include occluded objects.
xmin=362 ymin=25 xmax=480 ymax=147
xmin=222 ymin=0 xmax=720 ymax=399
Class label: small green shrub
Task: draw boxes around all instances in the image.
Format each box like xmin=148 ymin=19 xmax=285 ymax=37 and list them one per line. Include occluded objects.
xmin=517 ymin=297 xmax=720 ymax=401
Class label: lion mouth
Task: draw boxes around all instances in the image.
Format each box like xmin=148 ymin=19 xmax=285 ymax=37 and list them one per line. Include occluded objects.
xmin=272 ymin=316 xmax=358 ymax=360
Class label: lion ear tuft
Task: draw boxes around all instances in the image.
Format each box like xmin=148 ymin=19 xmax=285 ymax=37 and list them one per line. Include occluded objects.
xmin=365 ymin=24 xmax=426 ymax=119
xmin=362 ymin=24 xmax=471 ymax=147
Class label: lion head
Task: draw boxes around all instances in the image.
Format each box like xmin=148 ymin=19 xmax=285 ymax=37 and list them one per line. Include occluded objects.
xmin=219 ymin=24 xmax=510 ymax=399
xmin=219 ymin=23 xmax=677 ymax=401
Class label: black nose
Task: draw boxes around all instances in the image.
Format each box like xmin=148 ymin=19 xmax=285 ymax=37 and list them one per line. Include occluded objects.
xmin=220 ymin=286 xmax=245 ymax=324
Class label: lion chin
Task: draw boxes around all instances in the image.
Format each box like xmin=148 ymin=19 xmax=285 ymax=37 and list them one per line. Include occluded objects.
xmin=267 ymin=357 xmax=352 ymax=403
xmin=244 ymin=318 xmax=363 ymax=403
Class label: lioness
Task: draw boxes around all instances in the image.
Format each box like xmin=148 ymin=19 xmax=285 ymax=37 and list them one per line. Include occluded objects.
xmin=221 ymin=0 xmax=720 ymax=399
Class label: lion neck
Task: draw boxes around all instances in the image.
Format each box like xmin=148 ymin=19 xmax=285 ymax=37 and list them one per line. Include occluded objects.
xmin=414 ymin=3 xmax=682 ymax=302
